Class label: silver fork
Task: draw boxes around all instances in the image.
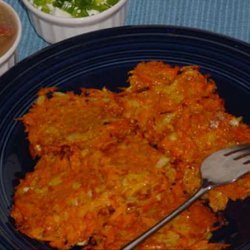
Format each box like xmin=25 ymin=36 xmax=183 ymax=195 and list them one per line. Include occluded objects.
xmin=122 ymin=144 xmax=250 ymax=250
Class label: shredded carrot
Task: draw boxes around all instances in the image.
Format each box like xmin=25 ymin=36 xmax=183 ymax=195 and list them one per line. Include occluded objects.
xmin=11 ymin=61 xmax=250 ymax=249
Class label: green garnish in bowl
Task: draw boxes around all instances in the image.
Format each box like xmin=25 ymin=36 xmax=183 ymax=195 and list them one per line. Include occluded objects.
xmin=32 ymin=0 xmax=120 ymax=17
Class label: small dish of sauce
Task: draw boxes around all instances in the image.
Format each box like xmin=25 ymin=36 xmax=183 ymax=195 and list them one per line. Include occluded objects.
xmin=0 ymin=0 xmax=21 ymax=76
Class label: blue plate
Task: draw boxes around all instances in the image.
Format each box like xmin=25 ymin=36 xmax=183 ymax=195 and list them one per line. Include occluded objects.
xmin=0 ymin=25 xmax=249 ymax=249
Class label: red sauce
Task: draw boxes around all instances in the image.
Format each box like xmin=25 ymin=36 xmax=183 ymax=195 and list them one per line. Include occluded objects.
xmin=0 ymin=2 xmax=17 ymax=57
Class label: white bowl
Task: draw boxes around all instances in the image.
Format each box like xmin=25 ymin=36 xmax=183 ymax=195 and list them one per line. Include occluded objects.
xmin=0 ymin=0 xmax=22 ymax=76
xmin=21 ymin=0 xmax=129 ymax=44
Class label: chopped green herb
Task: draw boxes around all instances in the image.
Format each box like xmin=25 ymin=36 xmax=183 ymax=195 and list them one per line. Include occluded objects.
xmin=31 ymin=0 xmax=120 ymax=17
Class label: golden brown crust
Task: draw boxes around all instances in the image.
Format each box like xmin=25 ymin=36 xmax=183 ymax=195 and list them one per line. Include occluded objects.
xmin=11 ymin=61 xmax=250 ymax=249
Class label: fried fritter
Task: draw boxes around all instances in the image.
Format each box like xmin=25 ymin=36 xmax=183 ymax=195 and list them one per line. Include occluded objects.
xmin=11 ymin=61 xmax=250 ymax=250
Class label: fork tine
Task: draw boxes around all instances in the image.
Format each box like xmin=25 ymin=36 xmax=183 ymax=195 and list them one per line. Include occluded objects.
xmin=233 ymin=152 xmax=250 ymax=160
xmin=243 ymin=160 xmax=250 ymax=165
xmin=224 ymin=144 xmax=250 ymax=156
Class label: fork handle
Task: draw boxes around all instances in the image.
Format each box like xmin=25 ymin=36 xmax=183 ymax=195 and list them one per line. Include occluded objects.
xmin=121 ymin=185 xmax=211 ymax=250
